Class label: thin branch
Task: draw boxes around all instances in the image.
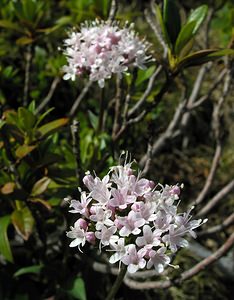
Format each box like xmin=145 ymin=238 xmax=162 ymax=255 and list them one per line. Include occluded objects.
xmin=141 ymin=141 xmax=153 ymax=176
xmin=191 ymin=70 xmax=231 ymax=206
xmin=23 ymin=45 xmax=32 ymax=106
xmin=122 ymin=68 xmax=138 ymax=125
xmin=108 ymin=0 xmax=118 ymax=22
xmin=128 ymin=65 xmax=162 ymax=118
xmin=198 ymin=212 xmax=234 ymax=236
xmin=140 ymin=85 xmax=188 ymax=168
xmin=112 ymin=75 xmax=122 ymax=139
xmin=197 ymin=179 xmax=234 ymax=217
xmin=188 ymin=68 xmax=227 ymax=110
xmin=68 ymin=81 xmax=92 ymax=118
xmin=123 ymin=232 xmax=234 ymax=289
xmin=70 ymin=120 xmax=83 ymax=185
xmin=36 ymin=77 xmax=61 ymax=114
xmin=144 ymin=5 xmax=167 ymax=56
xmin=192 ymin=142 xmax=222 ymax=206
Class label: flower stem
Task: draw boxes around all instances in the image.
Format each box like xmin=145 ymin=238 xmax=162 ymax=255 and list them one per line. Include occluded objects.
xmin=105 ymin=265 xmax=127 ymax=300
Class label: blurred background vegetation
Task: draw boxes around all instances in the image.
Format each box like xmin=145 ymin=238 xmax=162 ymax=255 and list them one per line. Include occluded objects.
xmin=0 ymin=0 xmax=233 ymax=299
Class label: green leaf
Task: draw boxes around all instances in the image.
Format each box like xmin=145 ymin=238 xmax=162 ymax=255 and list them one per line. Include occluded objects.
xmin=0 ymin=215 xmax=13 ymax=263
xmin=163 ymin=0 xmax=181 ymax=45
xmin=174 ymin=21 xmax=196 ymax=55
xmin=31 ymin=177 xmax=51 ymax=196
xmin=136 ymin=66 xmax=156 ymax=86
xmin=88 ymin=111 xmax=98 ymax=130
xmin=206 ymin=49 xmax=234 ymax=57
xmin=14 ymin=264 xmax=43 ymax=277
xmin=155 ymin=3 xmax=171 ymax=46
xmin=187 ymin=5 xmax=208 ymax=35
xmin=18 ymin=107 xmax=37 ymax=130
xmin=66 ymin=277 xmax=87 ymax=300
xmin=35 ymin=107 xmax=54 ymax=127
xmin=0 ymin=20 xmax=24 ymax=33
xmin=28 ymin=100 xmax=36 ymax=113
xmin=16 ymin=36 xmax=34 ymax=45
xmin=177 ymin=48 xmax=234 ymax=69
xmin=15 ymin=144 xmax=36 ymax=159
xmin=38 ymin=118 xmax=69 ymax=138
xmin=11 ymin=206 xmax=35 ymax=240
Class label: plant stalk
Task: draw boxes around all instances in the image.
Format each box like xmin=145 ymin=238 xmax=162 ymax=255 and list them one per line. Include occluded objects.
xmin=105 ymin=265 xmax=127 ymax=300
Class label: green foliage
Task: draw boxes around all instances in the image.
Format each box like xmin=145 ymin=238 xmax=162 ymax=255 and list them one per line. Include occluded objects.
xmin=0 ymin=216 xmax=13 ymax=263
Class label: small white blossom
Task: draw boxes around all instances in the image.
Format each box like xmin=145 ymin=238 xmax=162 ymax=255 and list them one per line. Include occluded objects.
xmin=62 ymin=20 xmax=151 ymax=87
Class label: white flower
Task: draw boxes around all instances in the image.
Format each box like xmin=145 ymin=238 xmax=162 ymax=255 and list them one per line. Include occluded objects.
xmin=121 ymin=244 xmax=146 ymax=273
xmin=62 ymin=20 xmax=151 ymax=87
xmin=147 ymin=247 xmax=170 ymax=273
xmin=109 ymin=238 xmax=126 ymax=264
xmin=95 ymin=225 xmax=117 ymax=247
xmin=136 ymin=225 xmax=161 ymax=248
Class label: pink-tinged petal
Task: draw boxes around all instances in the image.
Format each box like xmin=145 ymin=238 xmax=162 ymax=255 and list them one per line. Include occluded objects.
xmin=128 ymin=264 xmax=139 ymax=273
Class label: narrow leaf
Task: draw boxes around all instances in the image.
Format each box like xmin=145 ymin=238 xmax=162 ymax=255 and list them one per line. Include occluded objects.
xmin=163 ymin=0 xmax=181 ymax=45
xmin=38 ymin=118 xmax=68 ymax=138
xmin=154 ymin=3 xmax=171 ymax=46
xmin=29 ymin=198 xmax=52 ymax=210
xmin=15 ymin=144 xmax=36 ymax=159
xmin=16 ymin=36 xmax=34 ymax=45
xmin=31 ymin=177 xmax=51 ymax=196
xmin=0 ymin=215 xmax=13 ymax=263
xmin=14 ymin=265 xmax=43 ymax=277
xmin=0 ymin=20 xmax=24 ymax=33
xmin=174 ymin=21 xmax=196 ymax=55
xmin=187 ymin=5 xmax=208 ymax=35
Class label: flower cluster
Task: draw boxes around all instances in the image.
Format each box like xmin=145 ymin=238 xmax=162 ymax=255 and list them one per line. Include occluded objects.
xmin=66 ymin=162 xmax=207 ymax=274
xmin=62 ymin=20 xmax=151 ymax=87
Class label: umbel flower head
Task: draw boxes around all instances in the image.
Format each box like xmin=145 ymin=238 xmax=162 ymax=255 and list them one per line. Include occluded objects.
xmin=66 ymin=162 xmax=207 ymax=274
xmin=62 ymin=20 xmax=151 ymax=87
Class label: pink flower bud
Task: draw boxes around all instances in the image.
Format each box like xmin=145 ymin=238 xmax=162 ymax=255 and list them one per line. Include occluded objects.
xmin=114 ymin=219 xmax=123 ymax=230
xmin=171 ymin=186 xmax=180 ymax=196
xmin=89 ymin=205 xmax=97 ymax=215
xmin=86 ymin=232 xmax=96 ymax=244
xmin=83 ymin=174 xmax=94 ymax=191
xmin=76 ymin=218 xmax=88 ymax=230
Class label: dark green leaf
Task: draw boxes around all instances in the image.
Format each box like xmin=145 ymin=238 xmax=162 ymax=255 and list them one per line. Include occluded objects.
xmin=0 ymin=20 xmax=24 ymax=33
xmin=18 ymin=107 xmax=37 ymax=130
xmin=163 ymin=0 xmax=181 ymax=45
xmin=0 ymin=215 xmax=13 ymax=263
xmin=14 ymin=265 xmax=43 ymax=277
xmin=154 ymin=3 xmax=171 ymax=46
xmin=177 ymin=48 xmax=234 ymax=69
